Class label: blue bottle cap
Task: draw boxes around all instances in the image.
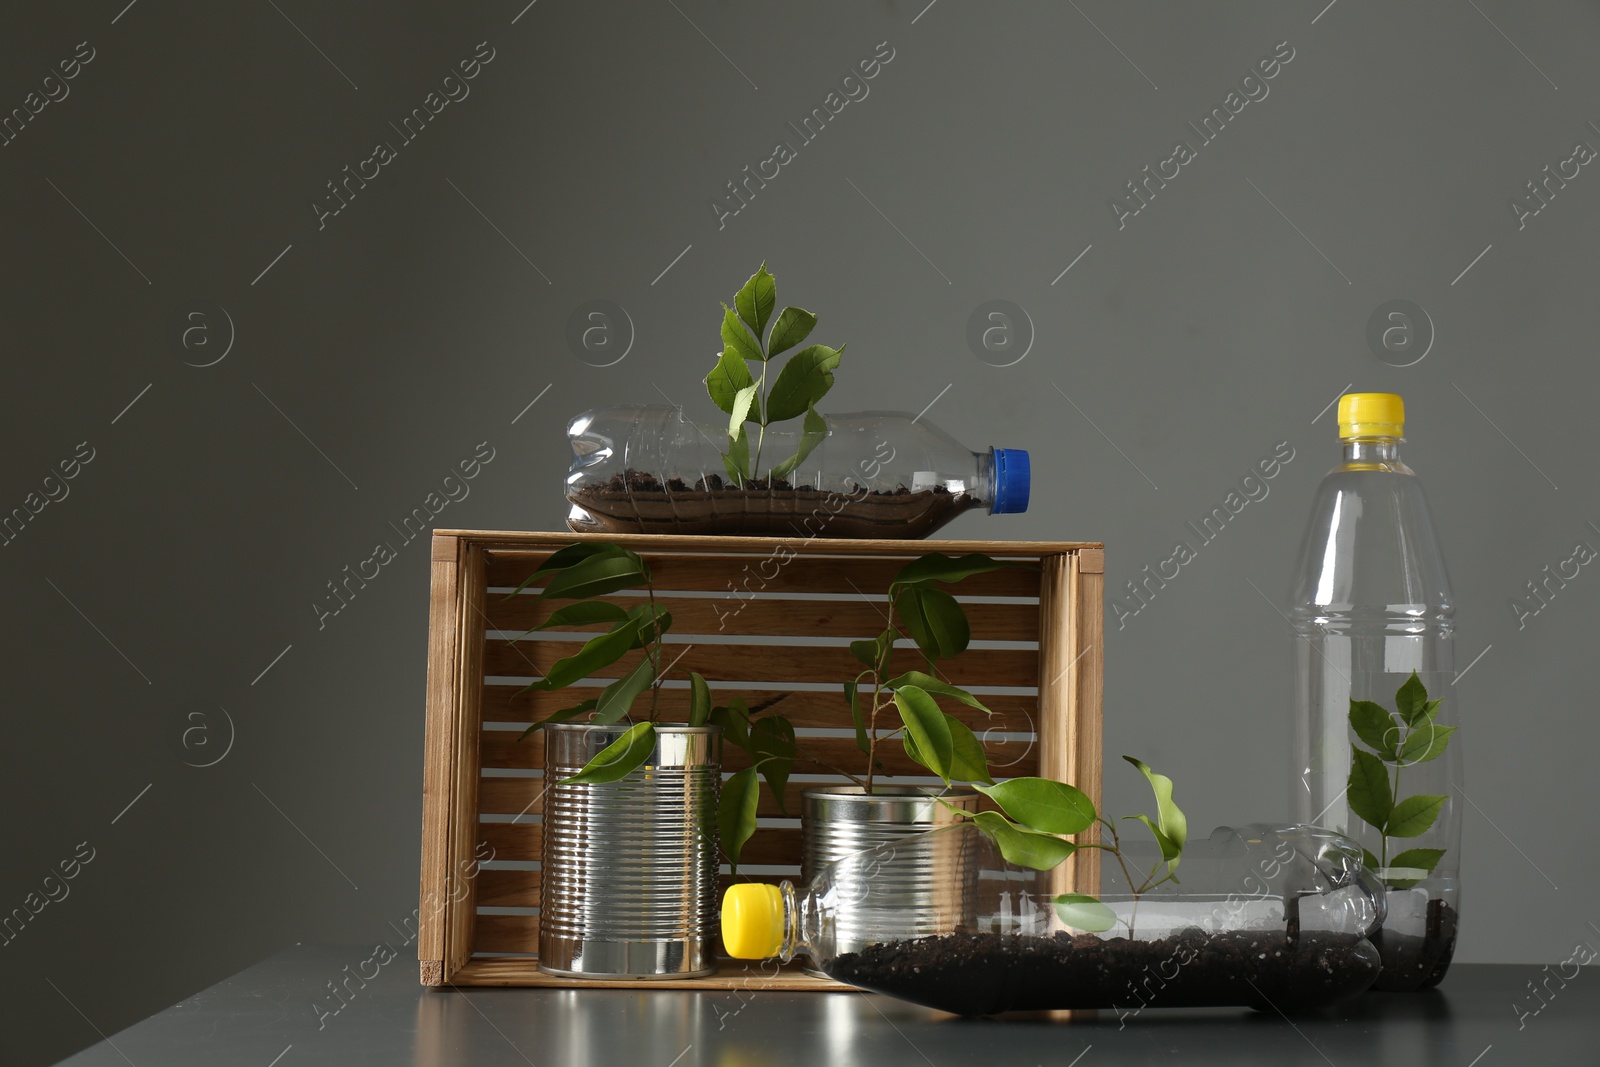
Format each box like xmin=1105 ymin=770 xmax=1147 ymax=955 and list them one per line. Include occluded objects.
xmin=991 ymin=448 xmax=1030 ymax=514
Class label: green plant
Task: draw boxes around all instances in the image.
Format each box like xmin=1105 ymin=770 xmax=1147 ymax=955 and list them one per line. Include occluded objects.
xmin=506 ymin=544 xmax=790 ymax=846
xmin=713 ymin=552 xmax=1026 ymax=872
xmin=1346 ymin=671 xmax=1456 ymax=889
xmin=934 ymin=756 xmax=1188 ymax=936
xmin=704 ymin=263 xmax=845 ymax=486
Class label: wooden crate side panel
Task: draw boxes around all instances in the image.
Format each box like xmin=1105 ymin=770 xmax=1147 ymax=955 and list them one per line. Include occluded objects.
xmin=418 ymin=535 xmax=461 ymax=985
xmin=1072 ymin=550 xmax=1104 ymax=897
xmin=443 ymin=544 xmax=488 ymax=981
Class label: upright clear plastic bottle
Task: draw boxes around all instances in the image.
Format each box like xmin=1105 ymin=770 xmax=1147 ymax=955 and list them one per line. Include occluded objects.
xmin=1289 ymin=393 xmax=1461 ymax=991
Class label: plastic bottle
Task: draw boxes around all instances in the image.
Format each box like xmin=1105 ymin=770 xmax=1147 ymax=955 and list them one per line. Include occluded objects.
xmin=1289 ymin=393 xmax=1461 ymax=991
xmin=563 ymin=405 xmax=1029 ymax=537
xmin=722 ymin=822 xmax=1385 ymax=1016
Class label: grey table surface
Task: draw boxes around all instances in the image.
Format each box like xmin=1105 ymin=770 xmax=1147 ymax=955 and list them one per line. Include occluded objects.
xmin=56 ymin=947 xmax=1594 ymax=1066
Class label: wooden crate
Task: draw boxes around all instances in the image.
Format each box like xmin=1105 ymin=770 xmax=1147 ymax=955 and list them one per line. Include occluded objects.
xmin=418 ymin=531 xmax=1104 ymax=988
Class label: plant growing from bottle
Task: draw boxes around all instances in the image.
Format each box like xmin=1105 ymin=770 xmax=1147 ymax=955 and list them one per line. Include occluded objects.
xmin=1345 ymin=671 xmax=1456 ymax=889
xmin=704 ymin=263 xmax=845 ymax=486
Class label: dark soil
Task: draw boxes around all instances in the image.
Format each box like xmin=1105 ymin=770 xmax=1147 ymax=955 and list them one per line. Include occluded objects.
xmin=1370 ymin=900 xmax=1458 ymax=992
xmin=825 ymin=928 xmax=1381 ymax=1016
xmin=567 ymin=470 xmax=979 ymax=538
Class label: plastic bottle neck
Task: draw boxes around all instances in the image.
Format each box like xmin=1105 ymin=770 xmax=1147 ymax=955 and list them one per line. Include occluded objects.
xmin=1340 ymin=437 xmax=1410 ymax=473
xmin=1342 ymin=437 xmax=1399 ymax=461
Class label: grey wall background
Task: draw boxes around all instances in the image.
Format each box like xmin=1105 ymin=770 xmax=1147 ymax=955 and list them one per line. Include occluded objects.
xmin=3 ymin=0 xmax=1597 ymax=1062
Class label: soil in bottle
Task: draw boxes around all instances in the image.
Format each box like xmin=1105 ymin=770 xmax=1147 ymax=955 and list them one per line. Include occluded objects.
xmin=825 ymin=928 xmax=1381 ymax=1016
xmin=567 ymin=470 xmax=980 ymax=538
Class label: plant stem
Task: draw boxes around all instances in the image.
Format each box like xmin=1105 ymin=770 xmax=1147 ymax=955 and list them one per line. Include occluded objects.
xmin=645 ymin=585 xmax=663 ymax=721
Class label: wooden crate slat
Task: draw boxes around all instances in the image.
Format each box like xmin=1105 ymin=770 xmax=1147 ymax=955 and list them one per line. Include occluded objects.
xmin=483 ymin=640 xmax=1038 ymax=687
xmin=478 ymin=868 xmax=540 ymax=907
xmin=453 ymin=956 xmax=839 ymax=990
xmin=420 ymin=530 xmax=1103 ymax=989
xmin=479 ymin=731 xmax=1035 ymax=778
xmin=479 ymin=775 xmax=993 ymax=821
xmin=486 ymin=592 xmax=1040 ymax=641
xmin=476 ymin=914 xmax=541 ymax=954
xmin=484 ymin=550 xmax=1043 ymax=597
xmin=482 ymin=685 xmax=1043 ymax=730
xmin=478 ymin=822 xmax=803 ymax=867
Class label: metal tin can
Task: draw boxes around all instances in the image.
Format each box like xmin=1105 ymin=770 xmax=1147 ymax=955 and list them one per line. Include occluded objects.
xmin=539 ymin=724 xmax=721 ymax=979
xmin=801 ymin=785 xmax=981 ymax=969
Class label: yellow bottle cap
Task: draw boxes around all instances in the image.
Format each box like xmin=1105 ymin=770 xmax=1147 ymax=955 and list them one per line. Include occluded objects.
xmin=1337 ymin=393 xmax=1405 ymax=439
xmin=721 ymin=883 xmax=784 ymax=959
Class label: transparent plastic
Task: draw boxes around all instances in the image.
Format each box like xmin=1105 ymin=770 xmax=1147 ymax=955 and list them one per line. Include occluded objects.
xmin=563 ymin=405 xmax=1028 ymax=537
xmin=735 ymin=822 xmax=1384 ymax=1016
xmin=1289 ymin=435 xmax=1462 ymax=991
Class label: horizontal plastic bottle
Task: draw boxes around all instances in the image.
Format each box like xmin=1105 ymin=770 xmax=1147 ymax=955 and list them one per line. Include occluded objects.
xmin=722 ymin=822 xmax=1384 ymax=1016
xmin=1289 ymin=393 xmax=1462 ymax=991
xmin=563 ymin=405 xmax=1029 ymax=537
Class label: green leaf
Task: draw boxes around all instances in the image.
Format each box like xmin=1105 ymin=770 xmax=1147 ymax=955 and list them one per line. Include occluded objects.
xmin=1396 ymin=723 xmax=1456 ymax=766
xmin=1124 ymin=756 xmax=1188 ymax=872
xmin=848 ymin=640 xmax=878 ymax=669
xmin=1386 ymin=848 xmax=1446 ymax=882
xmin=892 ymin=552 xmax=1019 ymax=588
xmin=1417 ymin=697 xmax=1443 ymax=726
xmin=721 ymin=304 xmax=765 ymax=364
xmin=769 ymin=405 xmax=828 ymax=479
xmin=1349 ymin=699 xmax=1402 ymax=758
xmin=504 ymin=543 xmax=634 ymax=598
xmin=884 ymin=671 xmax=993 ymax=715
xmin=766 ymin=306 xmax=817 ymax=358
xmin=538 ymin=551 xmax=649 ymax=601
xmin=765 ymin=344 xmax=843 ymax=423
xmin=975 ymin=778 xmax=1096 ymax=835
xmin=729 ymin=383 xmax=760 ymax=438
xmin=1347 ymin=749 xmax=1393 ymax=831
xmin=1394 ymin=672 xmax=1431 ymax=727
xmin=894 ymin=585 xmax=970 ymax=662
xmin=750 ymin=717 xmax=796 ymax=813
xmin=623 ymin=602 xmax=671 ymax=649
xmin=733 ymin=264 xmax=776 ymax=343
xmin=945 ymin=715 xmax=993 ymax=784
xmin=1386 ymin=794 xmax=1447 ymax=838
xmin=1127 ymin=814 xmax=1180 ymax=864
xmin=706 ymin=346 xmax=756 ymax=415
xmin=973 ymin=811 xmax=1078 ymax=871
xmin=1053 ymin=893 xmax=1118 ymax=933
xmin=592 ymin=656 xmax=656 ymax=723
xmin=526 ymin=623 xmax=638 ymax=691
xmin=516 ymin=700 xmax=596 ymax=741
xmin=560 ymin=721 xmax=655 ymax=785
xmin=845 ymin=681 xmax=869 ymax=755
xmin=687 ymin=672 xmax=712 ymax=727
xmin=726 ymin=425 xmax=751 ymax=483
xmin=528 ymin=602 xmax=632 ymax=632
xmin=895 ymin=685 xmax=953 ymax=782
xmin=1361 ymin=847 xmax=1382 ymax=873
xmin=718 ymin=767 xmax=761 ymax=874
xmin=710 ymin=699 xmax=751 ymax=751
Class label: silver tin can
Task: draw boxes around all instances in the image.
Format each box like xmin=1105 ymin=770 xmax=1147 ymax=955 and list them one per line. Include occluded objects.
xmin=539 ymin=723 xmax=721 ymax=979
xmin=801 ymin=785 xmax=981 ymax=969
